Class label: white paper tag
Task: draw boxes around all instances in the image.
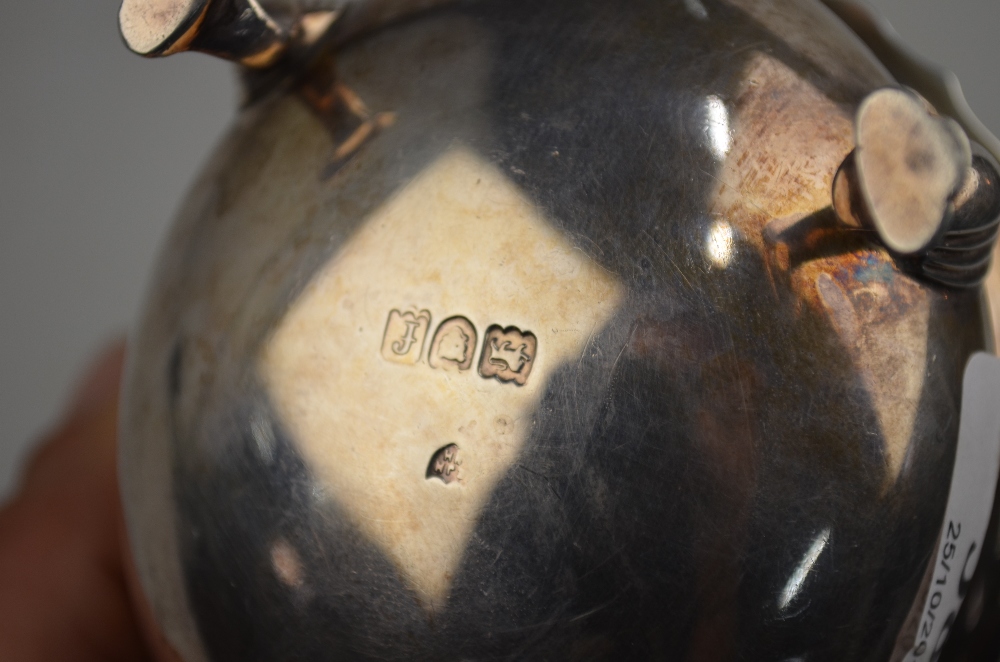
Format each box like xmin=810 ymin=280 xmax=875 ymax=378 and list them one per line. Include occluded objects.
xmin=905 ymin=352 xmax=1000 ymax=661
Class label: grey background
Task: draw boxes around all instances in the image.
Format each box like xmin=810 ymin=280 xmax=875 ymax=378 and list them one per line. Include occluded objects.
xmin=0 ymin=0 xmax=998 ymax=500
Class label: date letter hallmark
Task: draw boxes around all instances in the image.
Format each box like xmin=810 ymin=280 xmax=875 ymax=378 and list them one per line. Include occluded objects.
xmin=479 ymin=325 xmax=537 ymax=386
xmin=381 ymin=309 xmax=431 ymax=365
xmin=428 ymin=317 xmax=478 ymax=372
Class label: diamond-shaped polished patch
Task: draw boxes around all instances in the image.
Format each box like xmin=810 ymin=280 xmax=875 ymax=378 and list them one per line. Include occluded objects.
xmin=260 ymin=148 xmax=622 ymax=609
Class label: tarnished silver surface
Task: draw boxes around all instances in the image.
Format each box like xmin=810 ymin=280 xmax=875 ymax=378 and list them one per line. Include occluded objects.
xmin=829 ymin=89 xmax=1000 ymax=288
xmin=822 ymin=0 xmax=1000 ymax=347
xmin=119 ymin=0 xmax=1000 ymax=660
xmin=119 ymin=0 xmax=459 ymax=65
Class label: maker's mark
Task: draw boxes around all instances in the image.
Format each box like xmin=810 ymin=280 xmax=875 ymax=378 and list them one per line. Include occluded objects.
xmin=427 ymin=444 xmax=463 ymax=484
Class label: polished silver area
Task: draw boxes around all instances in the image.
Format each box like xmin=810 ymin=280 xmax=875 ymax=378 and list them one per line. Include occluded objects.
xmin=118 ymin=0 xmax=1000 ymax=660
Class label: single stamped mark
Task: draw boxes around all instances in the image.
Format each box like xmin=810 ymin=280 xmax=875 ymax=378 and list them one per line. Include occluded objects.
xmin=427 ymin=444 xmax=463 ymax=484
xmin=479 ymin=325 xmax=537 ymax=386
xmin=381 ymin=309 xmax=431 ymax=364
xmin=428 ymin=317 xmax=478 ymax=372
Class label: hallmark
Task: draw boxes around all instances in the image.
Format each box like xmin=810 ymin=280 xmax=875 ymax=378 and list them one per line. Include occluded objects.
xmin=426 ymin=444 xmax=463 ymax=484
xmin=381 ymin=310 xmax=536 ymax=385
xmin=428 ymin=317 xmax=477 ymax=372
xmin=381 ymin=309 xmax=431 ymax=364
xmin=479 ymin=325 xmax=537 ymax=386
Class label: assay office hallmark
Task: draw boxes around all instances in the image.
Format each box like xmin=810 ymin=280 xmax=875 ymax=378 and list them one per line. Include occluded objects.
xmin=381 ymin=309 xmax=537 ymax=386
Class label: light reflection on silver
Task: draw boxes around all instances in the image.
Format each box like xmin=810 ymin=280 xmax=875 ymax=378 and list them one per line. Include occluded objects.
xmin=705 ymin=94 xmax=731 ymax=160
xmin=778 ymin=528 xmax=831 ymax=611
xmin=311 ymin=483 xmax=327 ymax=502
xmin=706 ymin=220 xmax=735 ymax=268
xmin=684 ymin=0 xmax=708 ymax=21
xmin=250 ymin=409 xmax=276 ymax=463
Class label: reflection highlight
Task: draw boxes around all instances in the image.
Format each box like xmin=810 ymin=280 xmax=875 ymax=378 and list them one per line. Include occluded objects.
xmin=705 ymin=95 xmax=731 ymax=160
xmin=684 ymin=0 xmax=708 ymax=20
xmin=706 ymin=220 xmax=735 ymax=268
xmin=778 ymin=528 xmax=831 ymax=611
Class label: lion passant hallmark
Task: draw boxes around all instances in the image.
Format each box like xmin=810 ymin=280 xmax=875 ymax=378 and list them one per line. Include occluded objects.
xmin=479 ymin=325 xmax=537 ymax=385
